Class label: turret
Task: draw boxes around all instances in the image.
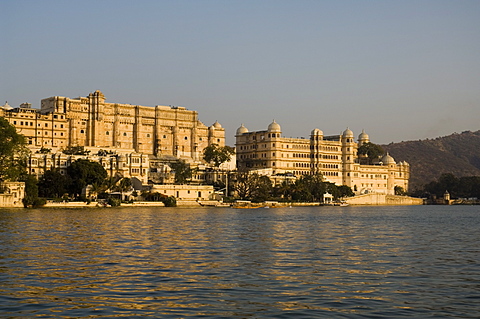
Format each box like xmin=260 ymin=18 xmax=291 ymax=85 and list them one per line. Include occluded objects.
xmin=310 ymin=128 xmax=324 ymax=174
xmin=358 ymin=129 xmax=370 ymax=146
xmin=381 ymin=153 xmax=396 ymax=195
xmin=342 ymin=128 xmax=355 ymax=186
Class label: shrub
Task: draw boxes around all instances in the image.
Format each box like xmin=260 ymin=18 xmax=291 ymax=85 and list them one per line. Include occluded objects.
xmin=107 ymin=197 xmax=121 ymax=207
xmin=162 ymin=196 xmax=177 ymax=207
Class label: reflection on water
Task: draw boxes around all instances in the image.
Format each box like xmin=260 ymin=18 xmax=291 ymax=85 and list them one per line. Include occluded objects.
xmin=1 ymin=206 xmax=479 ymax=318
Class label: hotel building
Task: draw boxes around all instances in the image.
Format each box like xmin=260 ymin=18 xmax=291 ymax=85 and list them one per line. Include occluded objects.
xmin=235 ymin=121 xmax=409 ymax=195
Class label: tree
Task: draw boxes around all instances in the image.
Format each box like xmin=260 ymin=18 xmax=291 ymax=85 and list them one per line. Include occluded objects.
xmin=115 ymin=177 xmax=132 ymax=193
xmin=38 ymin=169 xmax=70 ymax=198
xmin=291 ymin=174 xmax=326 ymax=202
xmin=170 ymin=160 xmax=195 ymax=184
xmin=251 ymin=175 xmax=273 ymax=202
xmin=21 ymin=174 xmax=46 ymax=208
xmin=337 ymin=185 xmax=354 ymax=198
xmin=394 ymin=185 xmax=407 ymax=196
xmin=358 ymin=142 xmax=384 ymax=164
xmin=203 ymin=144 xmax=235 ymax=168
xmin=66 ymin=159 xmax=107 ymax=198
xmin=273 ymin=180 xmax=295 ymax=200
xmin=63 ymin=146 xmax=90 ymax=155
xmin=0 ymin=118 xmax=29 ymax=182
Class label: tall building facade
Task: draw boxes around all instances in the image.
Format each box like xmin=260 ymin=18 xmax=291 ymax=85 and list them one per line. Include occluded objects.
xmin=235 ymin=121 xmax=409 ymax=195
xmin=1 ymin=90 xmax=225 ymax=160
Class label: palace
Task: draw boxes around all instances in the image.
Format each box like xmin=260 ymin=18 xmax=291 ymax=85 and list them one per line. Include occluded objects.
xmin=1 ymin=91 xmax=226 ymax=189
xmin=0 ymin=90 xmax=225 ymax=160
xmin=235 ymin=121 xmax=410 ymax=195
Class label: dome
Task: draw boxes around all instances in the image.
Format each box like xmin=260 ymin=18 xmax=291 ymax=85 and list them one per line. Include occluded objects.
xmin=311 ymin=128 xmax=324 ymax=136
xmin=268 ymin=120 xmax=281 ymax=133
xmin=381 ymin=153 xmax=396 ymax=165
xmin=212 ymin=120 xmax=222 ymax=129
xmin=358 ymin=129 xmax=369 ymax=141
xmin=1 ymin=101 xmax=13 ymax=110
xmin=342 ymin=127 xmax=354 ymax=137
xmin=236 ymin=124 xmax=248 ymax=135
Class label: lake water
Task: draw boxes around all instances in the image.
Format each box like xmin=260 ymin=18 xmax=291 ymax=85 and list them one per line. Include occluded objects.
xmin=0 ymin=205 xmax=479 ymax=318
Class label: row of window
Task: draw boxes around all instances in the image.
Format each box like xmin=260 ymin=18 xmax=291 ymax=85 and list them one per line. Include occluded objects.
xmin=310 ymin=145 xmax=340 ymax=151
xmin=12 ymin=120 xmax=65 ymax=128
xmin=248 ymin=133 xmax=280 ymax=141
xmin=36 ymin=131 xmax=65 ymax=136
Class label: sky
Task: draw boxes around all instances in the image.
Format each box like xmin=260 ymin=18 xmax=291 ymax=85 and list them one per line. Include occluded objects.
xmin=2 ymin=0 xmax=479 ymax=146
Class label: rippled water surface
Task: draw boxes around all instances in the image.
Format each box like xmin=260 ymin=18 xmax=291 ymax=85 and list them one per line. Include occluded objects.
xmin=0 ymin=205 xmax=479 ymax=318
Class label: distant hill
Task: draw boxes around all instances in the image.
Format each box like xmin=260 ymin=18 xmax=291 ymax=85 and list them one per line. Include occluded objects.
xmin=383 ymin=130 xmax=480 ymax=191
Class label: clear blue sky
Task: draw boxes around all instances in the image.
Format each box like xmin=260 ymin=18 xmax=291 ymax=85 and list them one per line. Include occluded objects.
xmin=2 ymin=0 xmax=479 ymax=145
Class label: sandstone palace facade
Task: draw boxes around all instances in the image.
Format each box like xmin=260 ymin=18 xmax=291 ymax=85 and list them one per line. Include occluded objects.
xmin=236 ymin=121 xmax=410 ymax=195
xmin=1 ymin=90 xmax=225 ymax=160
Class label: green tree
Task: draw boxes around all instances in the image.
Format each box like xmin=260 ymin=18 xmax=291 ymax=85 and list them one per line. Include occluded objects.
xmin=38 ymin=169 xmax=70 ymax=198
xmin=394 ymin=185 xmax=407 ymax=196
xmin=170 ymin=160 xmax=195 ymax=184
xmin=203 ymin=144 xmax=235 ymax=168
xmin=234 ymin=171 xmax=259 ymax=200
xmin=115 ymin=177 xmax=132 ymax=192
xmin=251 ymin=175 xmax=273 ymax=202
xmin=358 ymin=142 xmax=384 ymax=164
xmin=337 ymin=185 xmax=354 ymax=198
xmin=0 ymin=118 xmax=29 ymax=182
xmin=424 ymin=173 xmax=459 ymax=197
xmin=233 ymin=171 xmax=272 ymax=201
xmin=291 ymin=174 xmax=326 ymax=202
xmin=21 ymin=174 xmax=46 ymax=208
xmin=63 ymin=146 xmax=90 ymax=155
xmin=162 ymin=196 xmax=177 ymax=207
xmin=66 ymin=159 xmax=107 ymax=198
xmin=458 ymin=176 xmax=480 ymax=198
xmin=273 ymin=180 xmax=295 ymax=201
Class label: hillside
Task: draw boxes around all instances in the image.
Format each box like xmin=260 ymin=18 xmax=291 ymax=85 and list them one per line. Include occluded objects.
xmin=383 ymin=130 xmax=480 ymax=191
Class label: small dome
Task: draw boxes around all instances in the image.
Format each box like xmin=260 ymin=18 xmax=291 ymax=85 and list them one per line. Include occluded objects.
xmin=1 ymin=101 xmax=13 ymax=110
xmin=236 ymin=124 xmax=249 ymax=135
xmin=311 ymin=128 xmax=324 ymax=136
xmin=381 ymin=153 xmax=396 ymax=165
xmin=358 ymin=129 xmax=369 ymax=141
xmin=212 ymin=120 xmax=222 ymax=129
xmin=342 ymin=127 xmax=354 ymax=137
xmin=268 ymin=120 xmax=281 ymax=133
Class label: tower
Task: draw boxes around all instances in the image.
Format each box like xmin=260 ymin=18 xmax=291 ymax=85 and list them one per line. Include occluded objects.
xmin=342 ymin=128 xmax=355 ymax=187
xmin=310 ymin=128 xmax=323 ymax=175
xmin=358 ymin=129 xmax=370 ymax=147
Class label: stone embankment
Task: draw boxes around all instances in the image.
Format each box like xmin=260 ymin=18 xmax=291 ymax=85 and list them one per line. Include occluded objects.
xmin=345 ymin=194 xmax=424 ymax=205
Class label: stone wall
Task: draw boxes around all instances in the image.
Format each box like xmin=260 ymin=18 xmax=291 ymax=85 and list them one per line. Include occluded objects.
xmin=345 ymin=193 xmax=424 ymax=205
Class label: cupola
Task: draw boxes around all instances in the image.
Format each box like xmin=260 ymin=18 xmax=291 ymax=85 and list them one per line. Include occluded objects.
xmin=236 ymin=124 xmax=249 ymax=135
xmin=267 ymin=120 xmax=281 ymax=133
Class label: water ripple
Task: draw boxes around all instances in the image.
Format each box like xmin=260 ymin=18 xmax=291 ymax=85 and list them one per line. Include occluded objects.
xmin=0 ymin=205 xmax=479 ymax=318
